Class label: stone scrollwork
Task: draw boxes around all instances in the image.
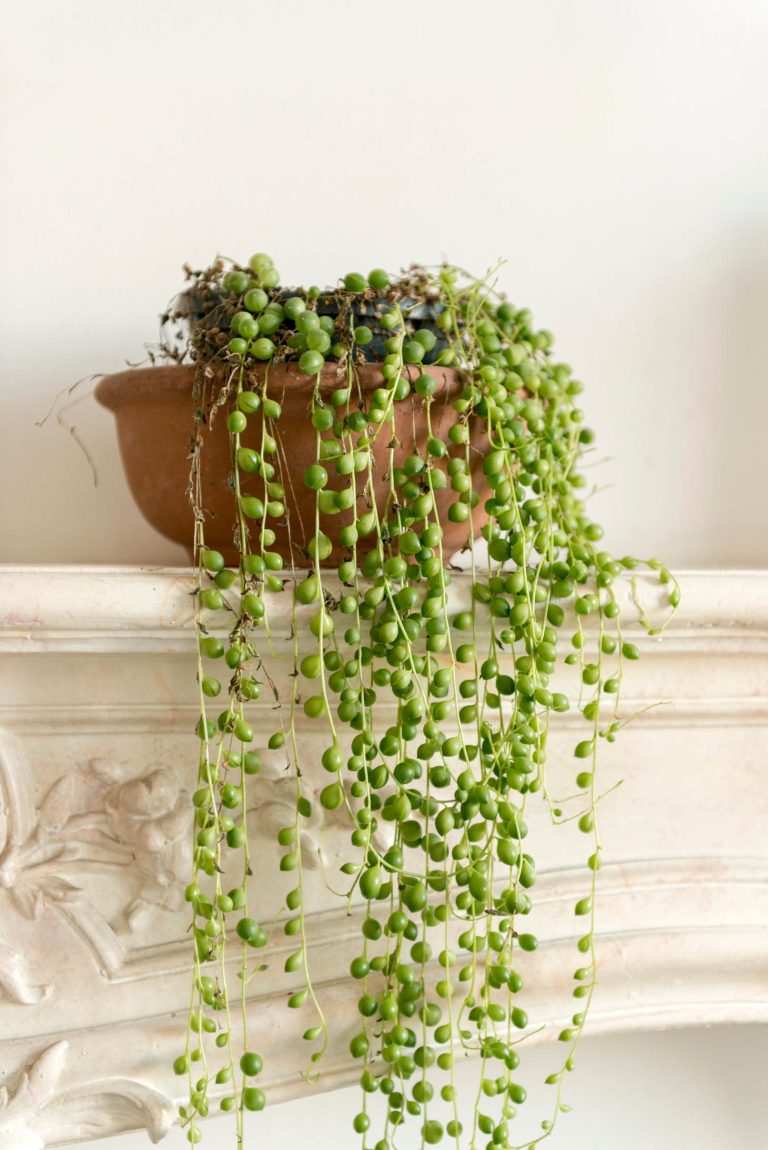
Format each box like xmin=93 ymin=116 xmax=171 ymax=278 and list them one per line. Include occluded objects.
xmin=0 ymin=945 xmax=50 ymax=1007
xmin=0 ymin=723 xmax=384 ymax=993
xmin=0 ymin=1041 xmax=70 ymax=1150
xmin=0 ymin=1040 xmax=176 ymax=1148
xmin=0 ymin=728 xmax=191 ymax=976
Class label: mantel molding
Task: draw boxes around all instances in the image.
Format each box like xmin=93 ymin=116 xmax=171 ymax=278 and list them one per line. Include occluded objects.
xmin=2 ymin=567 xmax=767 ymax=649
xmin=0 ymin=566 xmax=766 ymax=1145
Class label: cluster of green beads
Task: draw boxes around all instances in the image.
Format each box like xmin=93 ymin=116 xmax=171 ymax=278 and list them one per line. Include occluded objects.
xmin=171 ymin=254 xmax=679 ymax=1148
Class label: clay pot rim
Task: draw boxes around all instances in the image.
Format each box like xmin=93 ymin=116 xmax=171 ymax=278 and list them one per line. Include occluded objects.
xmin=95 ymin=366 xmax=195 ymax=410
xmin=95 ymin=362 xmax=461 ymax=412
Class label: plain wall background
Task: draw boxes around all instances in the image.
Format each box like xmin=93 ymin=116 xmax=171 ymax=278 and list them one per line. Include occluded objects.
xmin=1 ymin=1 xmax=766 ymax=1148
xmin=1 ymin=0 xmax=767 ymax=567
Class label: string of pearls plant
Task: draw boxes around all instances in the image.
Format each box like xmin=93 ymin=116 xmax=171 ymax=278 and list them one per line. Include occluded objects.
xmin=165 ymin=254 xmax=679 ymax=1148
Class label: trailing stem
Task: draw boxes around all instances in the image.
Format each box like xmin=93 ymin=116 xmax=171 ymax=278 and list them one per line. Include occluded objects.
xmin=165 ymin=254 xmax=677 ymax=1149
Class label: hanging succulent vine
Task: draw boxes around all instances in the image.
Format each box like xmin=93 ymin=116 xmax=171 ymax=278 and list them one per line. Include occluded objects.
xmin=165 ymin=254 xmax=679 ymax=1148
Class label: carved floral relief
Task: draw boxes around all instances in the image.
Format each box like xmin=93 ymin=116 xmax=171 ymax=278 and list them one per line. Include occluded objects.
xmin=0 ymin=729 xmax=191 ymax=987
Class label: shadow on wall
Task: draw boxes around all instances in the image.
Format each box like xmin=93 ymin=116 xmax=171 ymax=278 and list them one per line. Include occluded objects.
xmin=715 ymin=233 xmax=768 ymax=563
xmin=591 ymin=224 xmax=768 ymax=570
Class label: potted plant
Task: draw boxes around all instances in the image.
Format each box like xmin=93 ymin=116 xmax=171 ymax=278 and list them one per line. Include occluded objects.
xmin=96 ymin=254 xmax=679 ymax=1147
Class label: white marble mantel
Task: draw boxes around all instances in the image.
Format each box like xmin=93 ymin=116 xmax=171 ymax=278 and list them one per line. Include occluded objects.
xmin=0 ymin=567 xmax=766 ymax=1147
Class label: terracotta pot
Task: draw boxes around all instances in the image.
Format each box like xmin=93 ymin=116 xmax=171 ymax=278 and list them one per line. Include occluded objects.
xmin=96 ymin=363 xmax=490 ymax=566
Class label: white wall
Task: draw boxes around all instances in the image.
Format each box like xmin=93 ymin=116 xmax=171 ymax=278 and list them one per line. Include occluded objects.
xmin=2 ymin=0 xmax=767 ymax=568
xmin=2 ymin=2 xmax=767 ymax=1147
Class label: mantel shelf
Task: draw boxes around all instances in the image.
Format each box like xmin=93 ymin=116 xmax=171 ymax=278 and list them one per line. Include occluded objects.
xmin=0 ymin=567 xmax=766 ymax=1147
